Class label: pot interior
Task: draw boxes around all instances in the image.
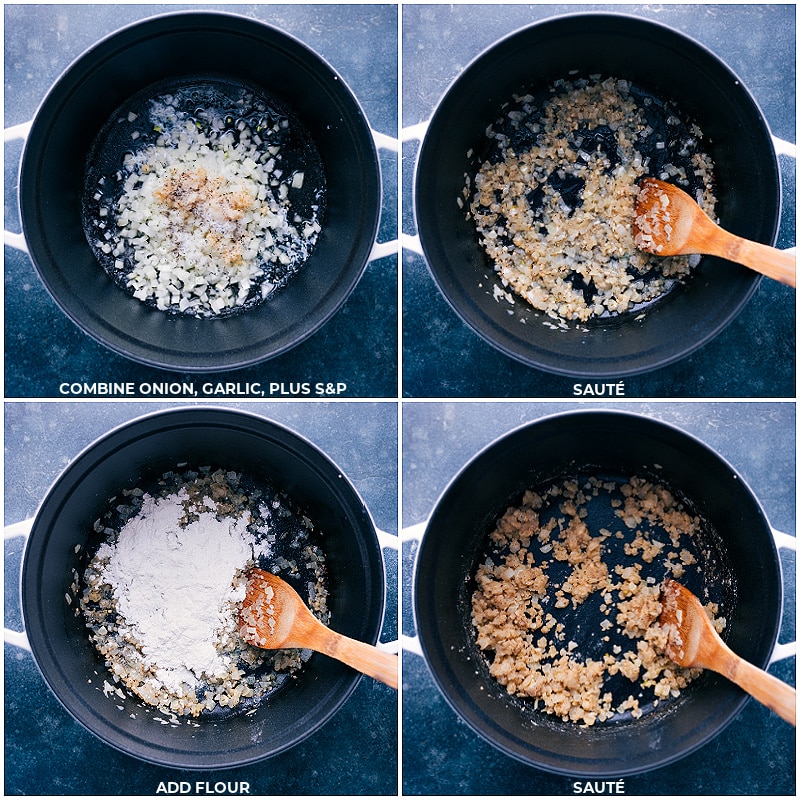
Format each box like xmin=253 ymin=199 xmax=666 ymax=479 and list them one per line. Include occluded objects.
xmin=80 ymin=72 xmax=327 ymax=320
xmin=20 ymin=13 xmax=380 ymax=370
xmin=414 ymin=411 xmax=781 ymax=776
xmin=21 ymin=408 xmax=384 ymax=769
xmin=415 ymin=14 xmax=779 ymax=376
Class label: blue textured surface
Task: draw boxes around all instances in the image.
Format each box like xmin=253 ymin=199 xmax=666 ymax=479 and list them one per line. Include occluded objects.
xmin=4 ymin=3 xmax=797 ymax=797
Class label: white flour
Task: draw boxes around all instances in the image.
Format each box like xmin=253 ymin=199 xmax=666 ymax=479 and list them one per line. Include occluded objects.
xmin=81 ymin=469 xmax=329 ymax=718
xmin=96 ymin=489 xmax=257 ymax=693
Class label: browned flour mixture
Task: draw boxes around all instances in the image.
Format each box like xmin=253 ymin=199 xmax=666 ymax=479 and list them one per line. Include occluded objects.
xmin=470 ymin=475 xmax=726 ymax=725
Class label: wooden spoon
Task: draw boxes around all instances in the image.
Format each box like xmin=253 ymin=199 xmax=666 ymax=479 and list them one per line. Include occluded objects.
xmin=239 ymin=568 xmax=398 ymax=689
xmin=634 ymin=177 xmax=795 ymax=287
xmin=659 ymin=578 xmax=795 ymax=725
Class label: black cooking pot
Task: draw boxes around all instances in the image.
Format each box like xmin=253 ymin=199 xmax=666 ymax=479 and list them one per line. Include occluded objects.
xmin=414 ymin=13 xmax=783 ymax=377
xmin=413 ymin=410 xmax=785 ymax=775
xmin=17 ymin=12 xmax=380 ymax=371
xmin=20 ymin=407 xmax=386 ymax=769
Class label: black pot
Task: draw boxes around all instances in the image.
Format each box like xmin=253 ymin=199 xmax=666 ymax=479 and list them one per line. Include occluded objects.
xmin=414 ymin=13 xmax=782 ymax=377
xmin=413 ymin=410 xmax=784 ymax=775
xmin=20 ymin=407 xmax=386 ymax=769
xmin=18 ymin=12 xmax=380 ymax=371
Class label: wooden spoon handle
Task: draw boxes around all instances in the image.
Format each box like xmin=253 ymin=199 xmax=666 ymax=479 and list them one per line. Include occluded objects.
xmin=723 ymin=652 xmax=796 ymax=726
xmin=317 ymin=628 xmax=398 ymax=689
xmin=718 ymin=234 xmax=796 ymax=287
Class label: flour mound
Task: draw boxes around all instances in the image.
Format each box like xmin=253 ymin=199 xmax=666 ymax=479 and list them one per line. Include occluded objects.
xmin=79 ymin=467 xmax=330 ymax=718
xmin=96 ymin=490 xmax=253 ymax=693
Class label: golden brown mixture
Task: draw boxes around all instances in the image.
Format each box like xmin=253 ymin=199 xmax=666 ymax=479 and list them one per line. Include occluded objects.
xmin=470 ymin=475 xmax=726 ymax=726
xmin=465 ymin=77 xmax=717 ymax=323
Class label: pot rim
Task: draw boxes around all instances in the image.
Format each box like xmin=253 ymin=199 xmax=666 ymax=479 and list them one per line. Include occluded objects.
xmin=21 ymin=402 xmax=388 ymax=571
xmin=21 ymin=8 xmax=344 ymax=121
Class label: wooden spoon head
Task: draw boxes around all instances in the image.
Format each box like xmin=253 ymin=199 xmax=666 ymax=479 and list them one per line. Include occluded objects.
xmin=658 ymin=578 xmax=718 ymax=669
xmin=633 ymin=177 xmax=702 ymax=256
xmin=240 ymin=570 xmax=399 ymax=688
xmin=239 ymin=568 xmax=304 ymax=650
